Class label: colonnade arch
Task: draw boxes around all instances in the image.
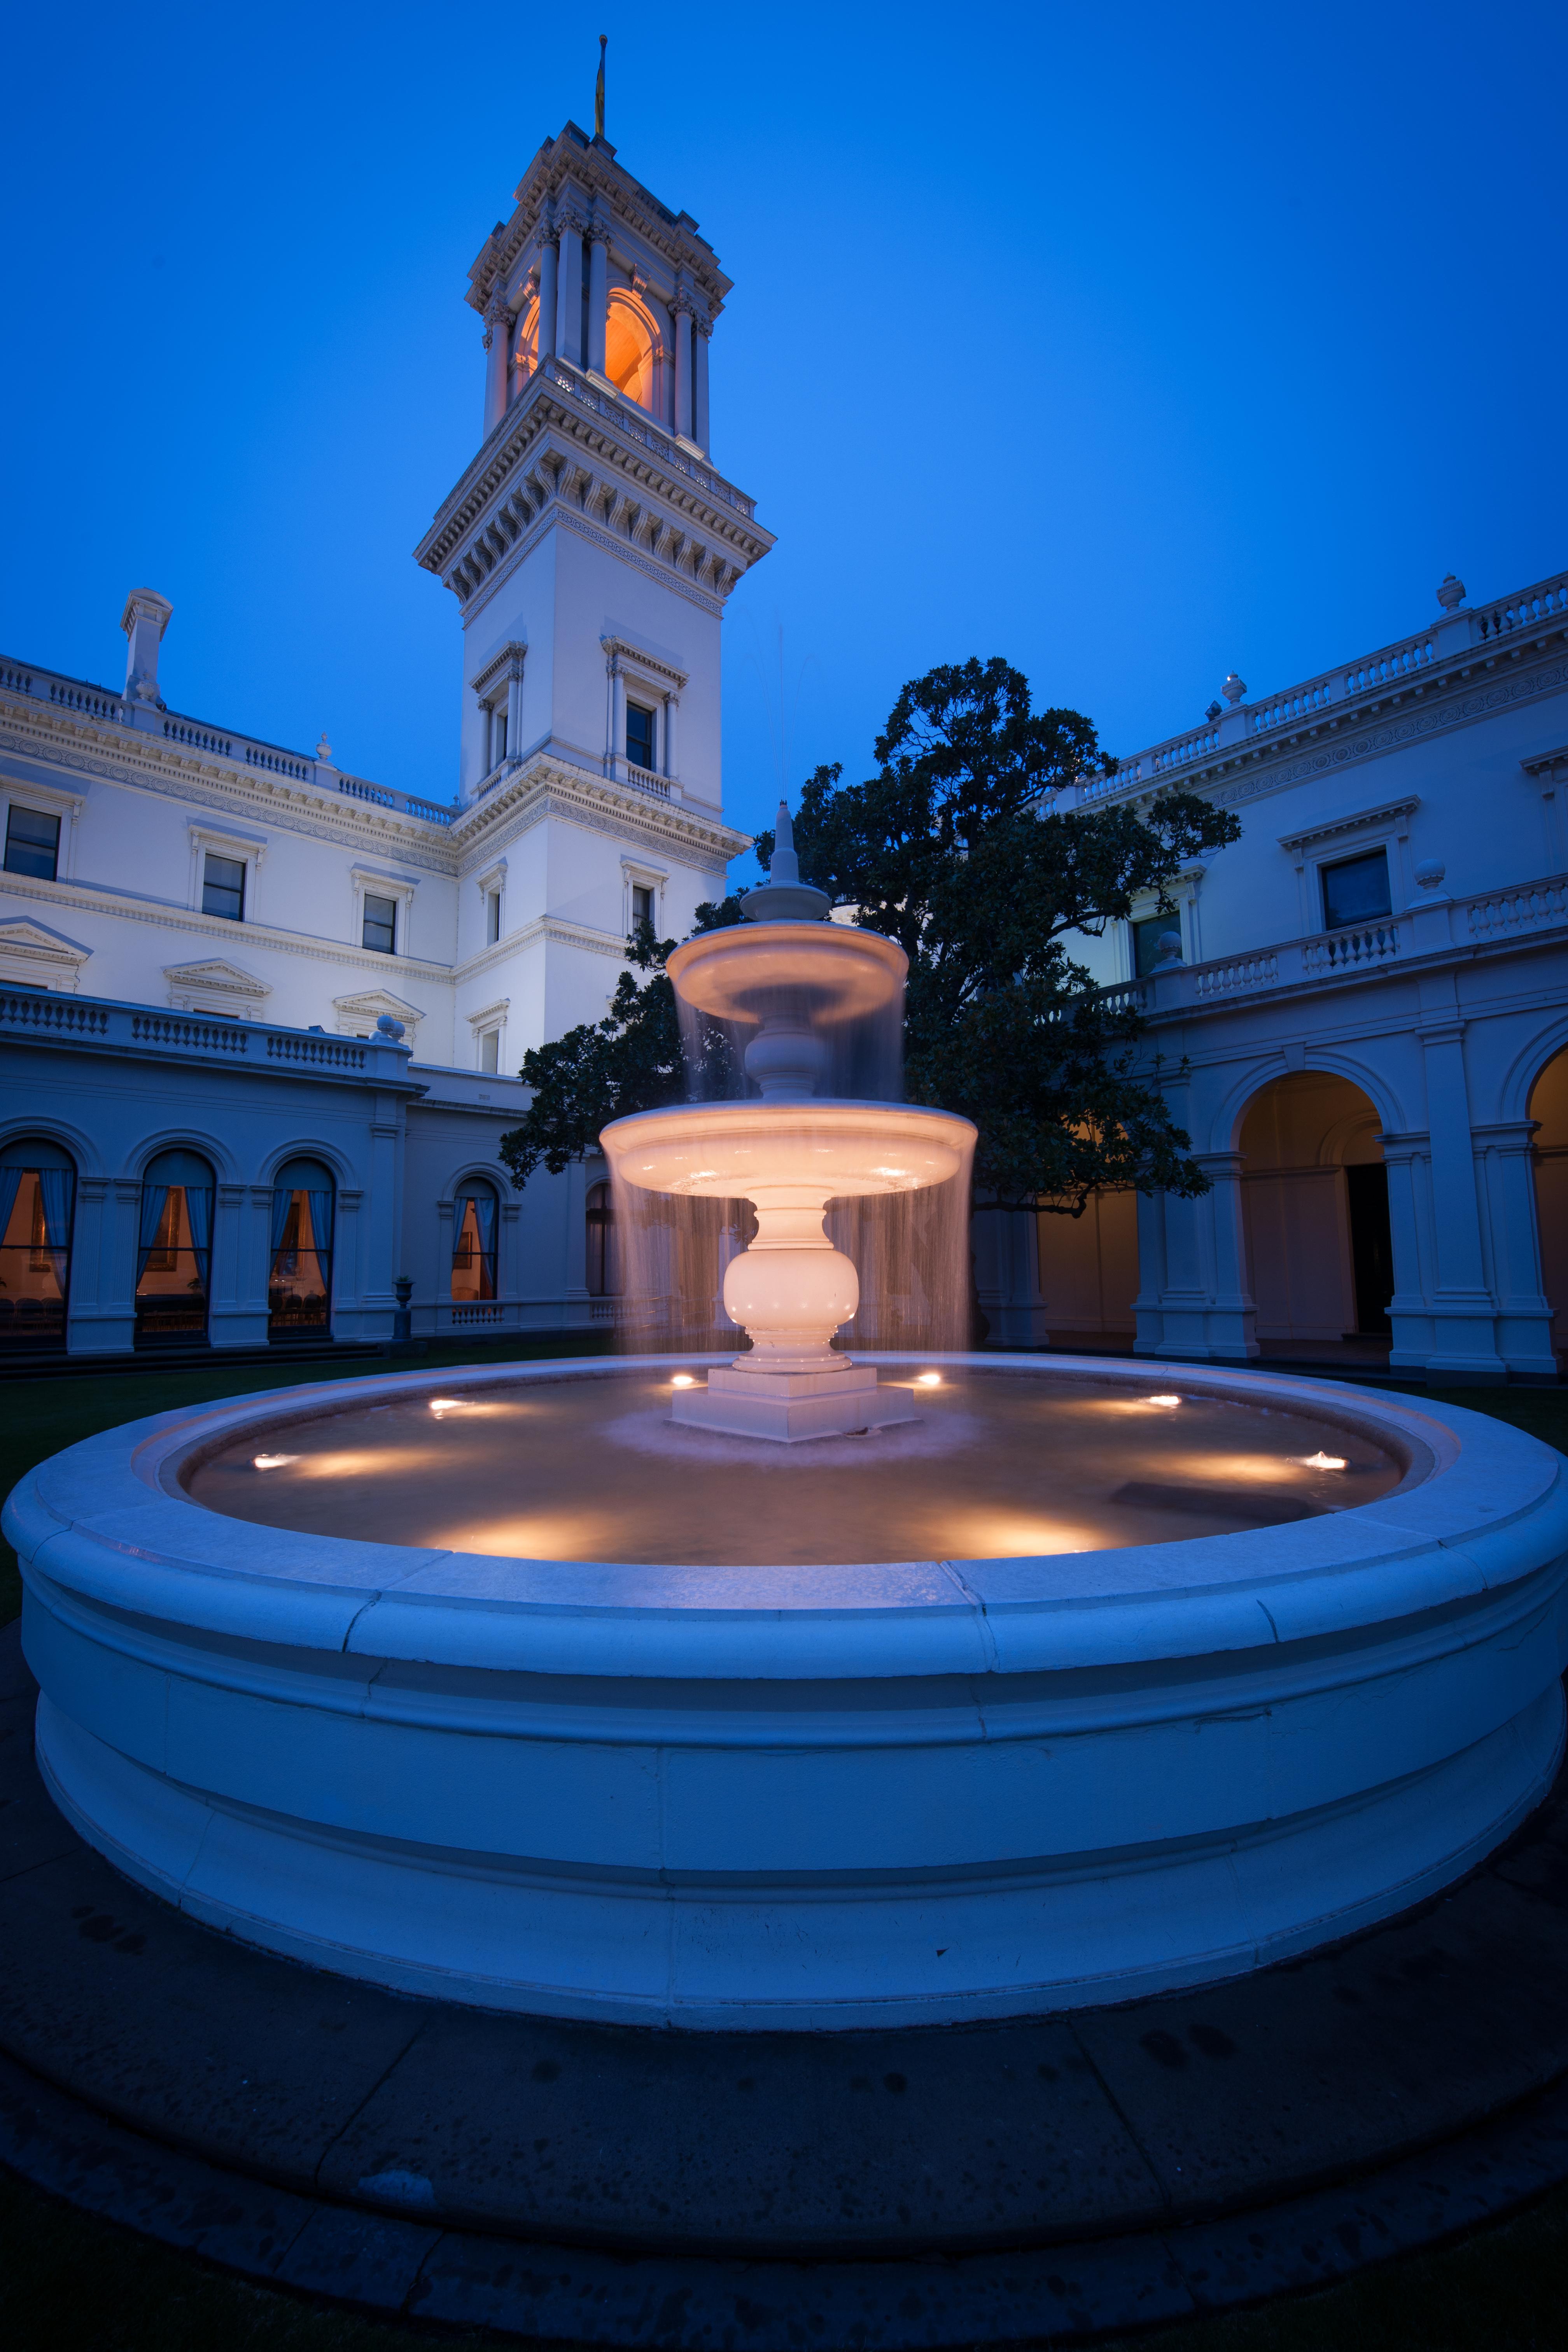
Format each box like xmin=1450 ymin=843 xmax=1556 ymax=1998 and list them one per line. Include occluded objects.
xmin=1236 ymin=1072 xmax=1393 ymax=1354
xmin=1529 ymin=1049 xmax=1568 ymax=1370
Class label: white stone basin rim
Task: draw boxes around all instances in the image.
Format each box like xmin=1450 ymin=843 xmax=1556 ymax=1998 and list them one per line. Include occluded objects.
xmin=8 ymin=1356 xmax=1568 ymax=2028
xmin=599 ymin=1098 xmax=974 ymax=1204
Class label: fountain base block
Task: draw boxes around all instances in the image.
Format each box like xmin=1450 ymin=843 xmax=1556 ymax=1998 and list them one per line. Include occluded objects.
xmin=671 ymin=1361 xmax=914 ymax=1442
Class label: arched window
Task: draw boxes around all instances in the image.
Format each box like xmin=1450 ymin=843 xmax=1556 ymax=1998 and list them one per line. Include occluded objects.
xmin=136 ymin=1148 xmax=215 ymax=1346
xmin=452 ymin=1179 xmax=499 ymax=1302
xmin=605 ymin=294 xmax=656 ymax=412
xmin=509 ymin=297 xmax=539 ymax=401
xmin=269 ymin=1157 xmax=336 ymax=1339
xmin=585 ymin=1180 xmax=618 ymax=1298
xmin=0 ymin=1136 xmax=75 ymax=1349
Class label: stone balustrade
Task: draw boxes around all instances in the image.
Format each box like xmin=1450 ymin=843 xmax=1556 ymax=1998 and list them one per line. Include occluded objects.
xmin=0 ymin=985 xmax=421 ymax=1085
xmin=0 ymin=658 xmax=457 ymax=830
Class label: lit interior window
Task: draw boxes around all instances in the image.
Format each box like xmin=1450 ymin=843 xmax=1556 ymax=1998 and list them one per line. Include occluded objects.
xmin=605 ymin=297 xmax=655 ymax=410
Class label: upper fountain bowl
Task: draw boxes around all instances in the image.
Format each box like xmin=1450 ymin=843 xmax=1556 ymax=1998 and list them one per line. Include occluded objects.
xmin=667 ymin=922 xmax=905 ymax=1027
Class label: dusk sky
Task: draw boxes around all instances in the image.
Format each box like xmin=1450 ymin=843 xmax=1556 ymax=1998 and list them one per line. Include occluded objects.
xmin=4 ymin=1 xmax=1563 ymax=878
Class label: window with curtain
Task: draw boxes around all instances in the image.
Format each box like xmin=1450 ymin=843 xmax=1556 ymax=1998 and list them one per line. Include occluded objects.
xmin=135 ymin=1148 xmax=215 ymax=1345
xmin=268 ymin=1156 xmax=335 ymax=1338
xmin=451 ymin=1181 xmax=499 ymax=1302
xmin=0 ymin=1137 xmax=75 ymax=1347
xmin=585 ymin=1180 xmax=618 ymax=1298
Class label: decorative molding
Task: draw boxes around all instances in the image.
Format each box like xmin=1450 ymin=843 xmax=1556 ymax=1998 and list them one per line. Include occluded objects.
xmin=1278 ymin=798 xmax=1421 ymax=858
xmin=0 ymin=914 xmax=90 ymax=992
xmin=600 ymin=635 xmax=688 ymax=692
xmin=0 ymin=870 xmax=453 ymax=980
xmin=466 ymin=997 xmax=510 ymax=1031
xmin=1521 ymin=742 xmax=1568 ymax=776
xmin=471 ymin=640 xmax=527 ymax=702
xmin=333 ymin=985 xmax=425 ymax=1042
xmin=163 ymin=958 xmax=271 ymax=1016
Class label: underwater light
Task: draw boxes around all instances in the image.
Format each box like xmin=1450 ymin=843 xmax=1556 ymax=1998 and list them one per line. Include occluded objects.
xmin=915 ymin=1372 xmax=942 ymax=1387
xmin=1301 ymin=1451 xmax=1348 ymax=1470
xmin=1146 ymin=1394 xmax=1181 ymax=1409
xmin=671 ymin=1374 xmax=696 ymax=1388
xmin=429 ymin=1398 xmax=462 ymax=1415
xmin=252 ymin=1454 xmax=296 ymax=1471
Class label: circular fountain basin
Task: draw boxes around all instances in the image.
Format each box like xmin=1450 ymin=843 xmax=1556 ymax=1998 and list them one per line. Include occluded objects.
xmin=667 ymin=922 xmax=905 ymax=1023
xmin=7 ymin=1355 xmax=1567 ymax=2028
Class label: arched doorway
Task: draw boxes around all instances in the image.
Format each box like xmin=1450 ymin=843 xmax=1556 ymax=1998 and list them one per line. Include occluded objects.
xmin=135 ymin=1148 xmax=215 ymax=1346
xmin=1239 ymin=1073 xmax=1393 ymax=1360
xmin=452 ymin=1179 xmax=499 ymax=1303
xmin=269 ymin=1157 xmax=336 ymax=1339
xmin=0 ymin=1136 xmax=76 ymax=1350
xmin=1529 ymin=1049 xmax=1568 ymax=1369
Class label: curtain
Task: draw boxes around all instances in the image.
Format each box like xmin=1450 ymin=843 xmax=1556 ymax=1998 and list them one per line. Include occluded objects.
xmin=184 ymin=1187 xmax=213 ymax=1278
xmin=469 ymin=1190 xmax=496 ymax=1260
xmin=306 ymin=1190 xmax=334 ymax=1257
xmin=0 ymin=1168 xmax=22 ymax=1254
xmin=37 ymin=1169 xmax=74 ymax=1290
xmin=270 ymin=1187 xmax=294 ymax=1256
xmin=136 ymin=1185 xmax=170 ymax=1285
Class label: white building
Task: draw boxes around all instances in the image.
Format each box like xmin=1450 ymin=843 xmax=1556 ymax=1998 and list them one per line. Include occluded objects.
xmin=2 ymin=112 xmax=1565 ymax=1387
xmin=981 ymin=569 xmax=1568 ymax=1386
xmin=0 ymin=119 xmax=765 ymax=1358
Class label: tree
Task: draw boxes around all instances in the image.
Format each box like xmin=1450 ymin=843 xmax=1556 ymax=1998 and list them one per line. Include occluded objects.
xmin=499 ymin=658 xmax=1240 ymax=1212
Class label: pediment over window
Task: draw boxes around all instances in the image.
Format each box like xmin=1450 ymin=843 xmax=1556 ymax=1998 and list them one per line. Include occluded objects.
xmin=0 ymin=916 xmax=91 ymax=992
xmin=333 ymin=986 xmax=425 ymax=1043
xmin=164 ymin=959 xmax=272 ymax=1015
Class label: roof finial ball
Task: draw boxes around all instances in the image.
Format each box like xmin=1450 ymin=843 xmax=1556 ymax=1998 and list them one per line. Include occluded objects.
xmin=594 ymin=33 xmax=607 ymax=140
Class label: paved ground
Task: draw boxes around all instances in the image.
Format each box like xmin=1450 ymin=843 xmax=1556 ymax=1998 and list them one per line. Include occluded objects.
xmin=5 ymin=1617 xmax=1568 ymax=2342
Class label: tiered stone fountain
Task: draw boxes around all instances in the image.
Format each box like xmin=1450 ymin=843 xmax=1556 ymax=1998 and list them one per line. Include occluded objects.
xmin=602 ymin=805 xmax=975 ymax=1439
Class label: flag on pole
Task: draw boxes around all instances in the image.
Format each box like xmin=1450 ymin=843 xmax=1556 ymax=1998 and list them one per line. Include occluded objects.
xmin=595 ymin=36 xmax=607 ymax=138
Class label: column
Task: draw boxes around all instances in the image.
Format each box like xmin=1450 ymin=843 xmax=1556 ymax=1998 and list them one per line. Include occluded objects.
xmin=1479 ymin=1122 xmax=1558 ymax=1376
xmin=538 ymin=237 xmax=558 ymax=360
xmin=506 ymin=657 xmax=524 ymax=763
xmin=556 ymin=215 xmax=584 ymax=366
xmin=693 ymin=321 xmax=710 ymax=451
xmin=663 ymin=692 xmax=679 ymax=781
xmin=483 ymin=293 xmax=510 ymax=434
xmin=587 ymin=228 xmax=609 ymax=374
xmin=673 ymin=294 xmax=693 ymax=439
xmin=208 ymin=1182 xmax=265 ymax=1350
xmin=1380 ymin=1136 xmax=1433 ymax=1371
xmin=500 ymin=1200 xmax=521 ymax=1326
xmin=1192 ymin=1150 xmax=1258 ymax=1360
xmin=481 ymin=702 xmax=495 ymax=777
xmin=1419 ymin=1021 xmax=1504 ymax=1377
xmin=609 ymin=660 xmax=626 ymax=780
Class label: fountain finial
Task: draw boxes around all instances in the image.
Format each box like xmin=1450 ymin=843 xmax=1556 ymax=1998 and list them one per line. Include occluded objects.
xmin=738 ymin=796 xmax=832 ymax=923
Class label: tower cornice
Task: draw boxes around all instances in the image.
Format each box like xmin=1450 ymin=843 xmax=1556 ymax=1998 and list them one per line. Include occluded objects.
xmin=413 ymin=358 xmax=773 ymax=609
xmin=468 ymin=122 xmax=730 ymax=322
xmin=451 ymin=746 xmax=751 ymax=876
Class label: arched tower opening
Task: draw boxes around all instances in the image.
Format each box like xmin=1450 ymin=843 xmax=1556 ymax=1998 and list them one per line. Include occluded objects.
xmin=1238 ymin=1073 xmax=1392 ymax=1360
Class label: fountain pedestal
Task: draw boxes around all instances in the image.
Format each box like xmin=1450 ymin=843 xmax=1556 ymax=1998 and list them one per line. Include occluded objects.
xmin=674 ymin=1361 xmax=912 ymax=1442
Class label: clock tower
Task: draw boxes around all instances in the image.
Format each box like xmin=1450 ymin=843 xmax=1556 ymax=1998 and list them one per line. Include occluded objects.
xmin=413 ymin=119 xmax=772 ymax=1064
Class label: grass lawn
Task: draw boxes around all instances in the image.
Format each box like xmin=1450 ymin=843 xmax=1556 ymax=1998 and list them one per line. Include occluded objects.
xmin=2 ymin=1356 xmax=1566 ymax=2349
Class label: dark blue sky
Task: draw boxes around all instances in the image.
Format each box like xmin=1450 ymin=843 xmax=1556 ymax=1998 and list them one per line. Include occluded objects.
xmin=4 ymin=3 xmax=1563 ymax=876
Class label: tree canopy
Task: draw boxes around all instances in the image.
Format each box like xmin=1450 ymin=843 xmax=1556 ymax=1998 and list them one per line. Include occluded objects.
xmin=498 ymin=657 xmax=1240 ymax=1212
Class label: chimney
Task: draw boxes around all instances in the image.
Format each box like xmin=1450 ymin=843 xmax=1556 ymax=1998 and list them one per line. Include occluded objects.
xmin=121 ymin=589 xmax=174 ymax=707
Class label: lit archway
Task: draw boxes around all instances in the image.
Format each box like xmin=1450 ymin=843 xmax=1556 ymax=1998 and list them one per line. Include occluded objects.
xmin=1034 ymin=1191 xmax=1139 ymax=1348
xmin=0 ymin=1134 xmax=76 ymax=1350
xmin=136 ymin=1147 xmax=215 ymax=1348
xmin=1238 ymin=1072 xmax=1391 ymax=1353
xmin=509 ymin=298 xmax=539 ymax=401
xmin=1529 ymin=1049 xmax=1568 ymax=1367
xmin=605 ymin=292 xmax=657 ymax=412
xmin=269 ymin=1156 xmax=336 ymax=1340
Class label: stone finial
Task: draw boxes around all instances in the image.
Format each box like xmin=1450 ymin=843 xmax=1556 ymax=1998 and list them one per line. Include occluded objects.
xmin=1205 ymin=700 xmax=1223 ymax=723
xmin=1221 ymin=672 xmax=1247 ymax=706
xmin=375 ymin=1013 xmax=407 ymax=1041
xmin=1414 ymin=859 xmax=1447 ymax=891
xmin=315 ymin=734 xmax=333 ymax=763
xmin=1436 ymin=574 xmax=1466 ymax=612
xmin=738 ymin=797 xmax=833 ymax=924
xmin=120 ymin=587 xmax=173 ymax=706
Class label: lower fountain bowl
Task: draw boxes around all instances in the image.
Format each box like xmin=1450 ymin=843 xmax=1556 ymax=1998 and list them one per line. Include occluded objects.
xmin=6 ymin=1354 xmax=1567 ymax=2029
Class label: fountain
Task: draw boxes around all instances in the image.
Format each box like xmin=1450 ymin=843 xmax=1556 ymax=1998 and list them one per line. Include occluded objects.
xmin=4 ymin=808 xmax=1568 ymax=2031
xmin=600 ymin=802 xmax=976 ymax=1439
